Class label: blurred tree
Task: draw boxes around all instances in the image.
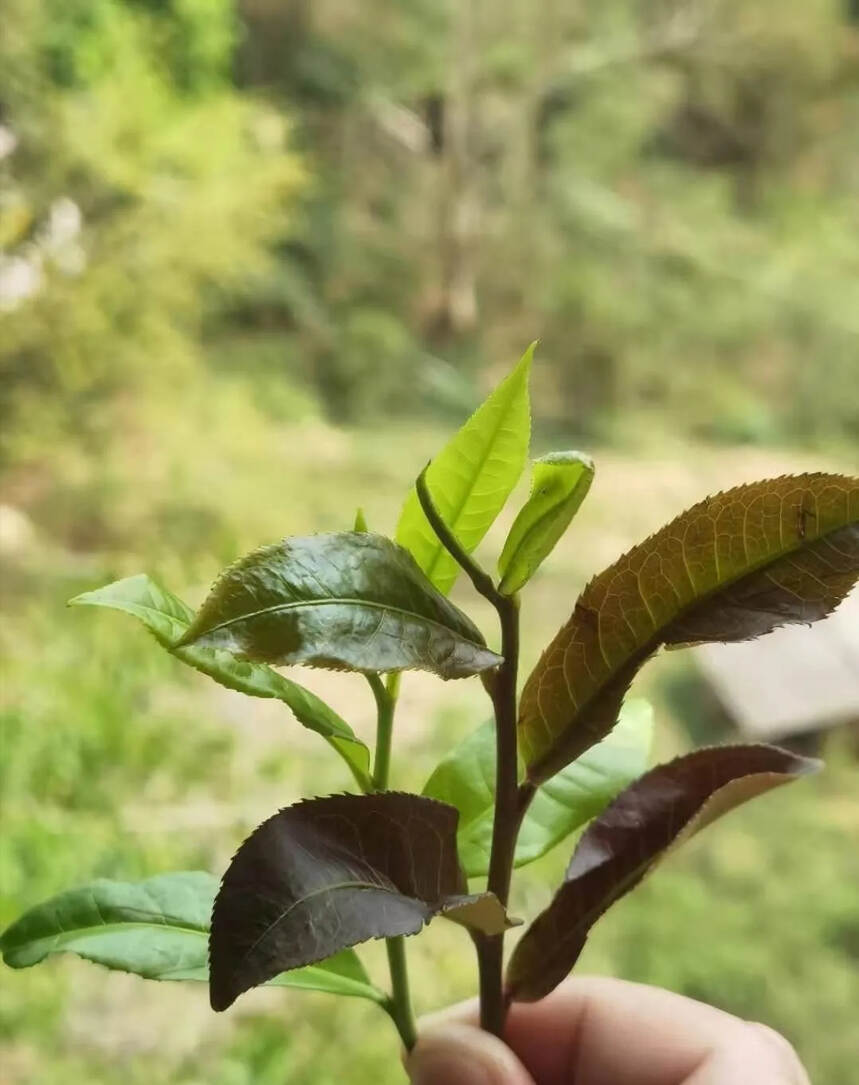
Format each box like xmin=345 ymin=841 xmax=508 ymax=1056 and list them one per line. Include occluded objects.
xmin=0 ymin=0 xmax=304 ymax=471
xmin=231 ymin=0 xmax=859 ymax=439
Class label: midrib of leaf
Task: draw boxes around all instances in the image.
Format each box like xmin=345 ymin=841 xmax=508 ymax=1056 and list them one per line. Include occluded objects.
xmin=10 ymin=921 xmax=208 ymax=960
xmin=424 ymin=402 xmax=521 ymax=584
xmin=239 ymin=880 xmax=410 ymax=966
xmin=193 ymin=597 xmax=486 ymax=647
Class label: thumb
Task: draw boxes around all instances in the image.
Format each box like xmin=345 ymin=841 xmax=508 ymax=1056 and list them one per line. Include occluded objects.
xmin=405 ymin=1022 xmax=535 ymax=1085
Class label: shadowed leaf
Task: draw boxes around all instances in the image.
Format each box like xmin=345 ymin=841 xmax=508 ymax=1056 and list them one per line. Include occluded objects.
xmin=519 ymin=474 xmax=859 ymax=784
xmin=396 ymin=344 xmax=533 ymax=594
xmin=178 ymin=533 xmax=500 ymax=680
xmin=498 ymin=451 xmax=594 ymax=596
xmin=0 ymin=872 xmax=382 ymax=1001
xmin=506 ymin=744 xmax=819 ymax=1002
xmin=210 ymin=792 xmax=509 ymax=1011
xmin=70 ymin=575 xmax=372 ymax=790
xmin=423 ymin=700 xmax=653 ymax=877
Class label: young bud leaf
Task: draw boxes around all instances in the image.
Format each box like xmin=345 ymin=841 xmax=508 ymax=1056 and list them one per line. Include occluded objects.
xmin=178 ymin=533 xmax=501 ymax=680
xmin=506 ymin=744 xmax=819 ymax=1002
xmin=396 ymin=344 xmax=534 ymax=594
xmin=520 ymin=474 xmax=859 ymax=784
xmin=210 ymin=792 xmax=509 ymax=1011
xmin=498 ymin=451 xmax=594 ymax=595
xmin=70 ymin=575 xmax=372 ymax=791
xmin=0 ymin=872 xmax=383 ymax=1001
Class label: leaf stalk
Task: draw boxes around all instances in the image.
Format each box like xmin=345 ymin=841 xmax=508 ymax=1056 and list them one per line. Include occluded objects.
xmin=366 ymin=671 xmax=418 ymax=1051
xmin=414 ymin=468 xmax=524 ymax=1036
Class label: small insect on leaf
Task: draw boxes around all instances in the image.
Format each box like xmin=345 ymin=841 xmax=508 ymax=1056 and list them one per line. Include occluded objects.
xmin=519 ymin=473 xmax=859 ymax=784
xmin=178 ymin=532 xmax=501 ymax=680
xmin=209 ymin=792 xmax=511 ymax=1011
xmin=70 ymin=574 xmax=373 ymax=790
xmin=396 ymin=343 xmax=534 ymax=594
xmin=498 ymin=450 xmax=594 ymax=596
xmin=505 ymin=744 xmax=820 ymax=1003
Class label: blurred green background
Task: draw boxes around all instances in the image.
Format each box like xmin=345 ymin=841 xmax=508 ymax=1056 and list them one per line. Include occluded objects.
xmin=1 ymin=1 xmax=858 ymax=1082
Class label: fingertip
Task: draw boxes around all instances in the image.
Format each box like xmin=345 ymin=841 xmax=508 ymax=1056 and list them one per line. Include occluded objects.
xmin=406 ymin=1022 xmax=534 ymax=1085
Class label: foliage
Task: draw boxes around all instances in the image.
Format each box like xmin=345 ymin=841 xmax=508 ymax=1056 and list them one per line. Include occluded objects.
xmin=0 ymin=0 xmax=304 ymax=471
xmin=4 ymin=352 xmax=857 ymax=1072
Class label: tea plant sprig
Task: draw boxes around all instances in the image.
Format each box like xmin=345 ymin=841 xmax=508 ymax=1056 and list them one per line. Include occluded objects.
xmin=3 ymin=346 xmax=857 ymax=1069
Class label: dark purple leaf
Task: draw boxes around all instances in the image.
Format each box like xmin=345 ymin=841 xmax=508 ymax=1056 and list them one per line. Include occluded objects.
xmin=210 ymin=792 xmax=508 ymax=1011
xmin=505 ymin=744 xmax=819 ymax=1003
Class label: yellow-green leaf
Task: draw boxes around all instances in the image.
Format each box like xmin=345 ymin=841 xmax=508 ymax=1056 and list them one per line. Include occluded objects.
xmin=396 ymin=344 xmax=534 ymax=594
xmin=498 ymin=450 xmax=594 ymax=595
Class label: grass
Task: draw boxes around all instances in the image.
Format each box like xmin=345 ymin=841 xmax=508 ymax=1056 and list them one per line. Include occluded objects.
xmin=1 ymin=419 xmax=857 ymax=1083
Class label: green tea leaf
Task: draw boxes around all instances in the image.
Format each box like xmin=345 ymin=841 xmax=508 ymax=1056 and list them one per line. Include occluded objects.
xmin=0 ymin=872 xmax=383 ymax=1002
xmin=498 ymin=451 xmax=594 ymax=595
xmin=396 ymin=344 xmax=534 ymax=594
xmin=423 ymin=700 xmax=653 ymax=877
xmin=210 ymin=793 xmax=510 ymax=1010
xmin=505 ymin=745 xmax=819 ymax=1002
xmin=70 ymin=575 xmax=372 ymax=791
xmin=519 ymin=473 xmax=859 ymax=784
xmin=178 ymin=532 xmax=500 ymax=679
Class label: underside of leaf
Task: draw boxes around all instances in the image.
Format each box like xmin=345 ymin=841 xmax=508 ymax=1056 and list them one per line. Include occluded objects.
xmin=209 ymin=792 xmax=506 ymax=1011
xmin=505 ymin=744 xmax=819 ymax=1002
xmin=0 ymin=872 xmax=383 ymax=1002
xmin=519 ymin=474 xmax=859 ymax=783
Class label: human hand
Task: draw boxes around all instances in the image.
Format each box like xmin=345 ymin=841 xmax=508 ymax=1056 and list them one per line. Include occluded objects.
xmin=405 ymin=978 xmax=810 ymax=1084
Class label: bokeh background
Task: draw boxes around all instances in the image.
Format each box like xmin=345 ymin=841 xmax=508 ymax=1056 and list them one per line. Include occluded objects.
xmin=1 ymin=1 xmax=858 ymax=1082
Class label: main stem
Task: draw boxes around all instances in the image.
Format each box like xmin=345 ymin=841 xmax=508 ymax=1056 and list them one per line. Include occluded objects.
xmin=369 ymin=673 xmax=418 ymax=1051
xmin=479 ymin=593 xmax=522 ymax=1037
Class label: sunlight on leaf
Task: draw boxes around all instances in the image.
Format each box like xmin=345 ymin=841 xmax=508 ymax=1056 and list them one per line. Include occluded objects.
xmin=178 ymin=533 xmax=501 ymax=679
xmin=396 ymin=344 xmax=534 ymax=594
xmin=498 ymin=450 xmax=594 ymax=596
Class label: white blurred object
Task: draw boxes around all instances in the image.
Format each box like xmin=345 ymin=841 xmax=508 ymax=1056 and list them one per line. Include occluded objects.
xmin=0 ymin=124 xmax=17 ymax=159
xmin=0 ymin=252 xmax=43 ymax=310
xmin=694 ymin=588 xmax=859 ymax=740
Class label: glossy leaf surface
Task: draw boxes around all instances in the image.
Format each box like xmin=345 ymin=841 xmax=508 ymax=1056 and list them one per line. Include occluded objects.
xmin=179 ymin=533 xmax=500 ymax=679
xmin=519 ymin=474 xmax=859 ymax=784
xmin=0 ymin=872 xmax=382 ymax=1001
xmin=70 ymin=575 xmax=371 ymax=790
xmin=423 ymin=700 xmax=653 ymax=877
xmin=210 ymin=792 xmax=508 ymax=1010
xmin=506 ymin=744 xmax=819 ymax=1002
xmin=396 ymin=344 xmax=533 ymax=594
xmin=498 ymin=451 xmax=594 ymax=595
